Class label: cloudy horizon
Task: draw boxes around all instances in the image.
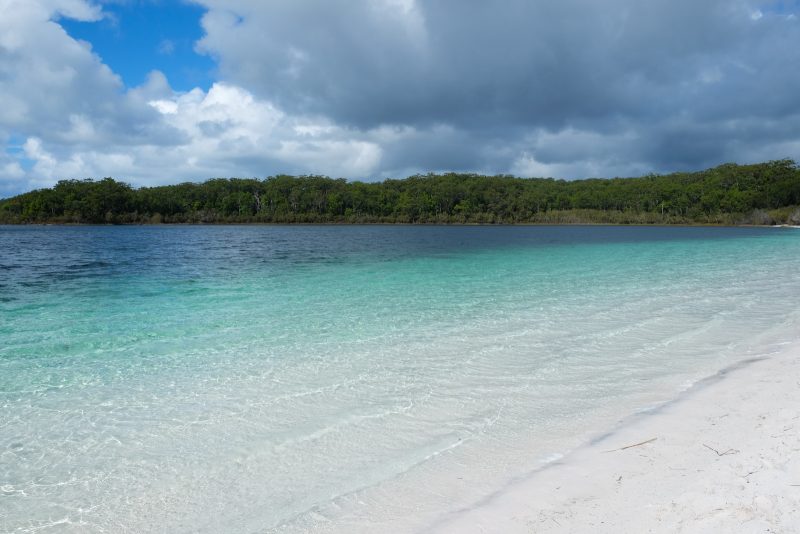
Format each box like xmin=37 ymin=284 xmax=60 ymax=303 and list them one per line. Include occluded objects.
xmin=1 ymin=0 xmax=799 ymax=197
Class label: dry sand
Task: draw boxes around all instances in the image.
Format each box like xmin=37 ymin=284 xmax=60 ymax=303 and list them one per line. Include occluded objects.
xmin=432 ymin=343 xmax=800 ymax=533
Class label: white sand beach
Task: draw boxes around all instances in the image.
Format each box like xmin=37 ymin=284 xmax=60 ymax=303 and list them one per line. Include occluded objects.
xmin=433 ymin=343 xmax=800 ymax=533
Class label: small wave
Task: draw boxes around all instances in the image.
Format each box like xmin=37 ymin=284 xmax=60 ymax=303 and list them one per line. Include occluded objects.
xmin=538 ymin=452 xmax=565 ymax=464
xmin=70 ymin=260 xmax=113 ymax=270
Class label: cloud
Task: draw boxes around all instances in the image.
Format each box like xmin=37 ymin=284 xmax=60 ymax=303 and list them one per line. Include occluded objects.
xmin=1 ymin=0 xmax=800 ymax=196
xmin=193 ymin=0 xmax=800 ymax=174
xmin=0 ymin=0 xmax=389 ymax=193
xmin=143 ymin=82 xmax=383 ymax=179
xmin=158 ymin=39 xmax=176 ymax=55
xmin=191 ymin=1 xmax=763 ymax=127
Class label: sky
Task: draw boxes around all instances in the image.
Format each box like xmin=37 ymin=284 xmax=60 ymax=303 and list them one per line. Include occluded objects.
xmin=1 ymin=0 xmax=799 ymax=197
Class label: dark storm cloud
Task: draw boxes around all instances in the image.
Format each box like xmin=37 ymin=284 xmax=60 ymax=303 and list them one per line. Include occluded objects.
xmin=195 ymin=0 xmax=800 ymax=176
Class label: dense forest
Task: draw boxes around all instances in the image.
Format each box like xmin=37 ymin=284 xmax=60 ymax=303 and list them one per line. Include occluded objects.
xmin=1 ymin=160 xmax=799 ymax=225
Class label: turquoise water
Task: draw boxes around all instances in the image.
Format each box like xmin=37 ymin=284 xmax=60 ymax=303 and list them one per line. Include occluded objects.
xmin=1 ymin=225 xmax=799 ymax=533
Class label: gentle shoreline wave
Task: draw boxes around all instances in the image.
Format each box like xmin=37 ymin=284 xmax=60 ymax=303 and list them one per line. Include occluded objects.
xmin=431 ymin=339 xmax=800 ymax=533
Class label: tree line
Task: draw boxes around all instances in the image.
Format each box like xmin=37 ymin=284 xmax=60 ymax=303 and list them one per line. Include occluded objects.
xmin=1 ymin=160 xmax=799 ymax=225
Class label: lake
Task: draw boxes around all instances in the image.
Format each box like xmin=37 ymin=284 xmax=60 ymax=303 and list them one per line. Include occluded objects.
xmin=1 ymin=225 xmax=799 ymax=532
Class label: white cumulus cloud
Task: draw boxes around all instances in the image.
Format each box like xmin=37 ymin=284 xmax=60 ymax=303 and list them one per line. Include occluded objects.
xmin=0 ymin=0 xmax=392 ymax=195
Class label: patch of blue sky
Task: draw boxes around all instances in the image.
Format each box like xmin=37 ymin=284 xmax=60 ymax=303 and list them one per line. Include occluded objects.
xmin=758 ymin=0 xmax=800 ymax=16
xmin=4 ymin=135 xmax=26 ymax=155
xmin=59 ymin=1 xmax=216 ymax=92
xmin=5 ymin=135 xmax=34 ymax=171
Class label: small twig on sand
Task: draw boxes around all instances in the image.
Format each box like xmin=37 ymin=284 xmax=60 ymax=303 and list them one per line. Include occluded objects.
xmin=604 ymin=437 xmax=658 ymax=453
xmin=703 ymin=443 xmax=739 ymax=456
xmin=741 ymin=468 xmax=762 ymax=479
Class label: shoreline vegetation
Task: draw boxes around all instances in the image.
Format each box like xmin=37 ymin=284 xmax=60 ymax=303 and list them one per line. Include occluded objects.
xmin=1 ymin=160 xmax=799 ymax=225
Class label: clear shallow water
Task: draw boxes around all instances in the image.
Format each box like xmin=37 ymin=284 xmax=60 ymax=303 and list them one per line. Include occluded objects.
xmin=1 ymin=225 xmax=799 ymax=533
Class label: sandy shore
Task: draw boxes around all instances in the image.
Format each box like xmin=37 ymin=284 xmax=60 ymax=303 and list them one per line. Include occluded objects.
xmin=432 ymin=343 xmax=800 ymax=533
